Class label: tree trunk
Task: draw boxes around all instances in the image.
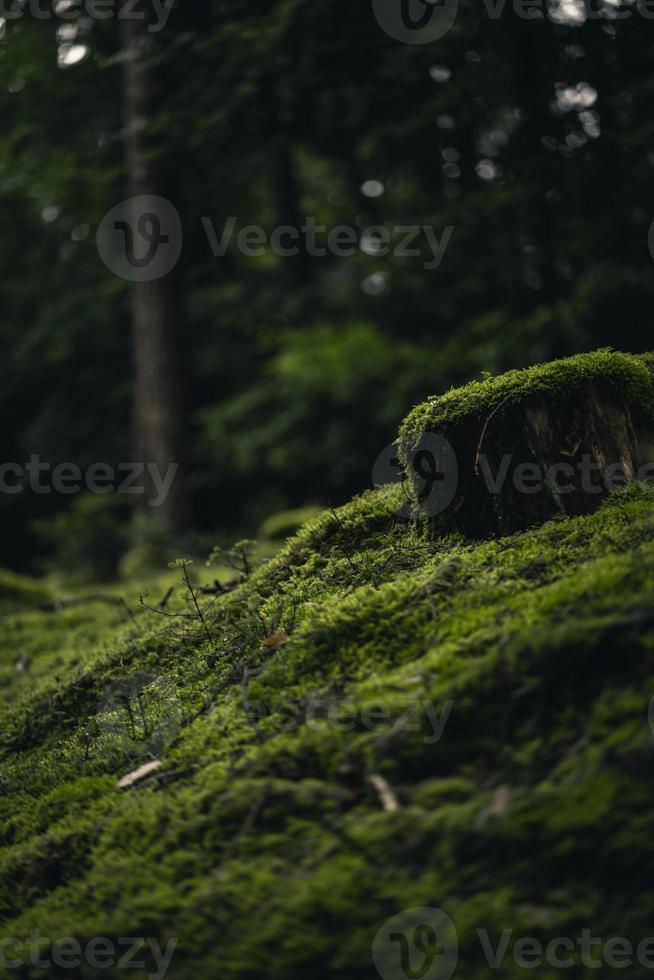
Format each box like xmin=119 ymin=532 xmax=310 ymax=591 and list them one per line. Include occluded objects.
xmin=120 ymin=0 xmax=185 ymax=526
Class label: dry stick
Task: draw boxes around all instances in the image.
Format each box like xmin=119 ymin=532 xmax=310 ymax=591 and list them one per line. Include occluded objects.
xmin=474 ymin=393 xmax=513 ymax=477
xmin=369 ymin=773 xmax=400 ymax=812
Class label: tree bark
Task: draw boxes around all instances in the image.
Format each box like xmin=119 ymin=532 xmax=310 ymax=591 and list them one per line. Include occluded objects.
xmin=120 ymin=0 xmax=185 ymax=526
xmin=403 ymin=382 xmax=649 ymax=538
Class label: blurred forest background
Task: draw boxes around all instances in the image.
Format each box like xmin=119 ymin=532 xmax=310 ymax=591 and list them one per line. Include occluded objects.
xmin=1 ymin=0 xmax=653 ymax=578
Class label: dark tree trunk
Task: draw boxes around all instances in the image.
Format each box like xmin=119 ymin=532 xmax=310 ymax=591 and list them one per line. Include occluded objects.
xmin=120 ymin=0 xmax=185 ymax=526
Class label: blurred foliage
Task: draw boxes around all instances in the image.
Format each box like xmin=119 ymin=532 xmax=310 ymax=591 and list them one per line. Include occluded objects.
xmin=1 ymin=0 xmax=653 ymax=570
xmin=118 ymin=512 xmax=181 ymax=581
xmin=33 ymin=494 xmax=130 ymax=583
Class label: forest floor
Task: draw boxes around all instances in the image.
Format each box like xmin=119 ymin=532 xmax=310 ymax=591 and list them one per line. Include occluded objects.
xmin=2 ymin=351 xmax=654 ymax=980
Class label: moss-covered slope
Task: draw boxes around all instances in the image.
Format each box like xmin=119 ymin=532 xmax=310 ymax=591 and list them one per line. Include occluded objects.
xmin=2 ymin=354 xmax=654 ymax=980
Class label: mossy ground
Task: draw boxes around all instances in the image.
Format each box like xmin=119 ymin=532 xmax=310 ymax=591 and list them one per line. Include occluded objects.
xmin=2 ymin=355 xmax=654 ymax=979
xmin=0 ymin=569 xmax=52 ymax=615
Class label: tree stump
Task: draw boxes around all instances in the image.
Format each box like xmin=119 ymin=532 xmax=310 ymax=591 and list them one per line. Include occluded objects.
xmin=398 ymin=353 xmax=654 ymax=538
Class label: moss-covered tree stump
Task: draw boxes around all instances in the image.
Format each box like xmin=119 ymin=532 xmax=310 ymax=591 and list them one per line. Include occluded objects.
xmin=398 ymin=351 xmax=654 ymax=537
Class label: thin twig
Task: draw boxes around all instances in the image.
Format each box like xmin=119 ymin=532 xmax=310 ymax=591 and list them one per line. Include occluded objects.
xmin=182 ymin=564 xmax=213 ymax=643
xmin=474 ymin=393 xmax=513 ymax=476
xmin=139 ymin=596 xmax=196 ymax=620
xmin=328 ymin=501 xmax=358 ymax=573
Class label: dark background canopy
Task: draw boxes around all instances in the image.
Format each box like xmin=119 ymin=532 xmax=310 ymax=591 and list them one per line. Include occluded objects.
xmin=1 ymin=0 xmax=652 ymax=573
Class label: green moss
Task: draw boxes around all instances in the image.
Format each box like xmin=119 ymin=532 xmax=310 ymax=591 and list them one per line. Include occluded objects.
xmin=640 ymin=350 xmax=654 ymax=376
xmin=399 ymin=349 xmax=654 ymax=447
xmin=259 ymin=506 xmax=325 ymax=541
xmin=1 ymin=359 xmax=654 ymax=979
xmin=0 ymin=568 xmax=52 ymax=613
